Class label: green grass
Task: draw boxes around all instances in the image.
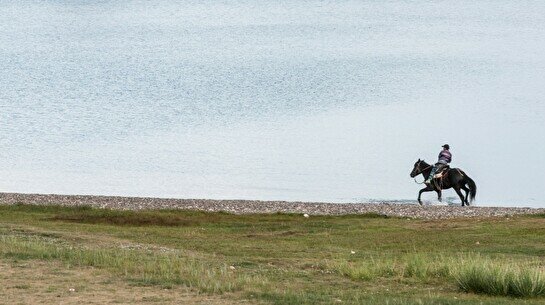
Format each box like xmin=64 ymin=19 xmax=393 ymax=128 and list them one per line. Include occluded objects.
xmin=329 ymin=253 xmax=545 ymax=298
xmin=328 ymin=253 xmax=455 ymax=281
xmin=49 ymin=208 xmax=224 ymax=226
xmin=1 ymin=203 xmax=545 ymax=304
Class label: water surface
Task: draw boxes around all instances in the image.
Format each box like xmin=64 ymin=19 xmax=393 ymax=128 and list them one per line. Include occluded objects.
xmin=1 ymin=0 xmax=545 ymax=206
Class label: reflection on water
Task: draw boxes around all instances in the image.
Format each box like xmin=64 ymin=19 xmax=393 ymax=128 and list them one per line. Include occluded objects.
xmin=1 ymin=0 xmax=544 ymax=207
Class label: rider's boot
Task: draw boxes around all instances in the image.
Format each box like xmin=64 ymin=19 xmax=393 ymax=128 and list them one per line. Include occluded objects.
xmin=426 ymin=166 xmax=436 ymax=184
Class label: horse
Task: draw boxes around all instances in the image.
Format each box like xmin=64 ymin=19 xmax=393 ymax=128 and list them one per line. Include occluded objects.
xmin=410 ymin=159 xmax=477 ymax=206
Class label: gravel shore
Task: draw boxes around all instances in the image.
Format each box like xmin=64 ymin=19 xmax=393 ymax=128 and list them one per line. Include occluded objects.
xmin=1 ymin=192 xmax=543 ymax=220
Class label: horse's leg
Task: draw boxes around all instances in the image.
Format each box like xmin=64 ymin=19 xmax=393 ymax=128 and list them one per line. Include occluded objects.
xmin=453 ymin=186 xmax=466 ymax=207
xmin=436 ymin=189 xmax=442 ymax=202
xmin=418 ymin=185 xmax=434 ymax=205
xmin=460 ymin=185 xmax=470 ymax=206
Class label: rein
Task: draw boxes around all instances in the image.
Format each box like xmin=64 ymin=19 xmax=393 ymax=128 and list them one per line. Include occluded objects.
xmin=413 ymin=161 xmax=432 ymax=184
xmin=413 ymin=177 xmax=426 ymax=184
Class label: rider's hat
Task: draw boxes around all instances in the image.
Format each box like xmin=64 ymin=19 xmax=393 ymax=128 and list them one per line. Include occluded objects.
xmin=442 ymin=144 xmax=450 ymax=149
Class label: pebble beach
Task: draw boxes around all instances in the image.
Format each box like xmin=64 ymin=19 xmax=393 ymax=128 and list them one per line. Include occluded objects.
xmin=1 ymin=192 xmax=543 ymax=220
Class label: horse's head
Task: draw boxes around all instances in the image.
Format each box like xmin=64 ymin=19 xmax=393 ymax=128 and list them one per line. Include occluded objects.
xmin=410 ymin=159 xmax=427 ymax=178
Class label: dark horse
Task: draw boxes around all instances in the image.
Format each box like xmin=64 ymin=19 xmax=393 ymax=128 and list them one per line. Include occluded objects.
xmin=410 ymin=159 xmax=477 ymax=206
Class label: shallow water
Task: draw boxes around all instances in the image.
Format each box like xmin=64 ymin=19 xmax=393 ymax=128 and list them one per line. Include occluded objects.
xmin=1 ymin=0 xmax=544 ymax=207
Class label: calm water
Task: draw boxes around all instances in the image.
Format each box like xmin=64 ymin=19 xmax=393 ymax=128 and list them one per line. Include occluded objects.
xmin=1 ymin=0 xmax=544 ymax=207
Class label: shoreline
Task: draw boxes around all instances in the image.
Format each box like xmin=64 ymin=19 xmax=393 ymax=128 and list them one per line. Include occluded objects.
xmin=1 ymin=192 xmax=544 ymax=219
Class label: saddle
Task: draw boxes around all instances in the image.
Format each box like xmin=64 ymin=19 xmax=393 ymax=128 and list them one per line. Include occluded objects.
xmin=433 ymin=165 xmax=450 ymax=179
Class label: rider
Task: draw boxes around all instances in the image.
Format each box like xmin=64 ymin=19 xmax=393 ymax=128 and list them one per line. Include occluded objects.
xmin=426 ymin=144 xmax=452 ymax=183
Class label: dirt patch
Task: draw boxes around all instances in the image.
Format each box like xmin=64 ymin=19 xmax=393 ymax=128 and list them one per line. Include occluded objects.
xmin=0 ymin=259 xmax=251 ymax=305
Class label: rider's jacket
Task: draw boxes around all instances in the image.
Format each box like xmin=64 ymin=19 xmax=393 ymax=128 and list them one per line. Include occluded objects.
xmin=438 ymin=149 xmax=452 ymax=164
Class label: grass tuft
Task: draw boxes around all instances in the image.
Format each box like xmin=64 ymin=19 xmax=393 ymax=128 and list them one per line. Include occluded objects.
xmin=456 ymin=261 xmax=545 ymax=298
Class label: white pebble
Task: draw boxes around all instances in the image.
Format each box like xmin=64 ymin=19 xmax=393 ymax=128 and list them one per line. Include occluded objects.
xmin=303 ymin=213 xmax=309 ymax=218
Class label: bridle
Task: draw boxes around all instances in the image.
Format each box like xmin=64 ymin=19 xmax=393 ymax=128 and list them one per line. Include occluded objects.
xmin=413 ymin=160 xmax=432 ymax=184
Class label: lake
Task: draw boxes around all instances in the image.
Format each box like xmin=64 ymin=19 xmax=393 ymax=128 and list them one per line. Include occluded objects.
xmin=1 ymin=0 xmax=544 ymax=207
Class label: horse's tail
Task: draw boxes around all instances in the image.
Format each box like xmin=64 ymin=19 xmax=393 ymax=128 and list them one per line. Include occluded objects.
xmin=465 ymin=175 xmax=477 ymax=203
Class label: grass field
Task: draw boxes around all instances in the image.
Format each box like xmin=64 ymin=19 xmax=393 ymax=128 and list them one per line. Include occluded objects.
xmin=0 ymin=204 xmax=544 ymax=304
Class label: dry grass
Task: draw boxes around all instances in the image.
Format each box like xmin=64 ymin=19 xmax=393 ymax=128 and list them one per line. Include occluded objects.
xmin=0 ymin=234 xmax=265 ymax=294
xmin=0 ymin=259 xmax=245 ymax=305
